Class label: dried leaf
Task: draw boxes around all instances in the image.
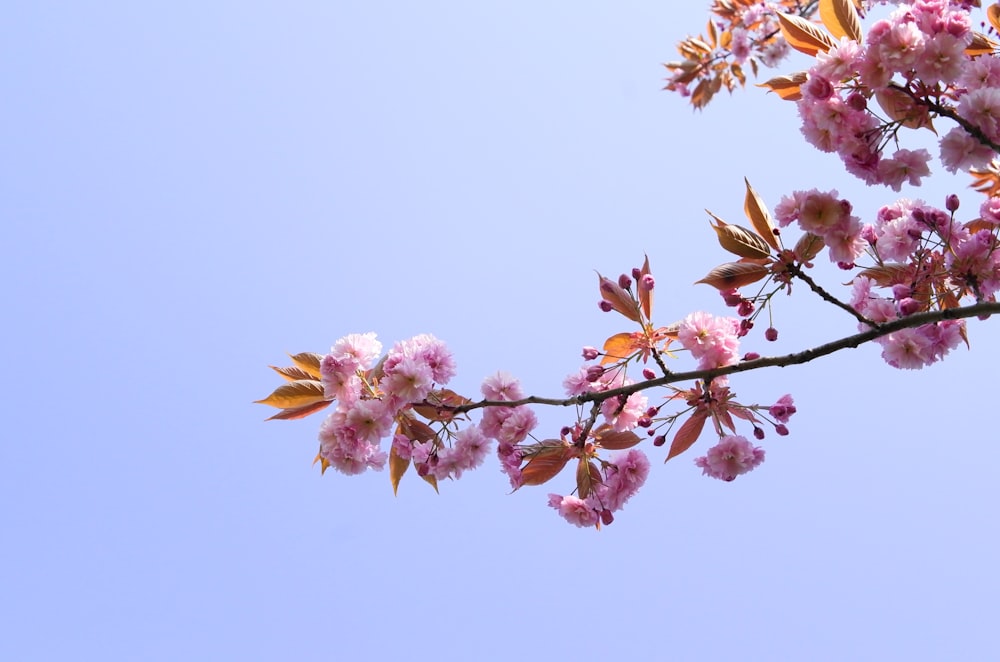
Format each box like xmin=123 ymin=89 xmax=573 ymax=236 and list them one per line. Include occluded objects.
xmin=819 ymin=0 xmax=862 ymax=42
xmin=695 ymin=262 xmax=770 ymax=290
xmin=594 ymin=425 xmax=643 ymax=450
xmin=255 ymin=379 xmax=328 ymax=409
xmin=744 ymin=179 xmax=780 ymax=251
xmin=708 ymin=212 xmax=772 ymax=259
xmin=666 ymin=410 xmax=708 ymax=461
xmin=776 ymin=12 xmax=837 ymax=56
xmin=288 ymin=352 xmax=324 ymax=380
xmin=518 ymin=441 xmax=574 ymax=488
xmin=756 ymin=72 xmax=807 ymax=101
xmin=266 ymin=399 xmax=333 ymax=421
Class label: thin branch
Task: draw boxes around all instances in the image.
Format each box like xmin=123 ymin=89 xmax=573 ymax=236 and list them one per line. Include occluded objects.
xmin=435 ymin=301 xmax=1000 ymax=415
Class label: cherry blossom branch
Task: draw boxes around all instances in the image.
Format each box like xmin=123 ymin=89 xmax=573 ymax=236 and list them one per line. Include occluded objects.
xmin=786 ymin=263 xmax=878 ymax=328
xmin=438 ymin=300 xmax=1000 ymax=415
xmin=889 ymin=82 xmax=1000 ymax=154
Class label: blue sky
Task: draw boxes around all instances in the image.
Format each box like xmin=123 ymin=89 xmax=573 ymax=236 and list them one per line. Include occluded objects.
xmin=4 ymin=2 xmax=998 ymax=660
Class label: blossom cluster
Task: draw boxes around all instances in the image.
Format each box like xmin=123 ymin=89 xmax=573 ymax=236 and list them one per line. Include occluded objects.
xmin=798 ymin=1 xmax=998 ymax=187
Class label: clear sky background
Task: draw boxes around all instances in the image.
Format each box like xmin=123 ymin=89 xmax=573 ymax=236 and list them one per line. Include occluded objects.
xmin=4 ymin=2 xmax=998 ymax=660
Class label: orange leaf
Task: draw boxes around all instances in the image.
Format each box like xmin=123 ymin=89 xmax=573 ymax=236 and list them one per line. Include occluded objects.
xmin=966 ymin=32 xmax=998 ymax=57
xmin=397 ymin=416 xmax=437 ymax=444
xmin=518 ymin=441 xmax=574 ymax=488
xmin=744 ymin=179 xmax=781 ymax=252
xmin=708 ymin=212 xmax=772 ymax=259
xmin=598 ymin=274 xmax=642 ymax=323
xmin=666 ymin=410 xmax=709 ymax=461
xmin=389 ymin=445 xmax=410 ymax=496
xmin=265 ymin=399 xmax=332 ymax=421
xmin=594 ymin=425 xmax=642 ymax=450
xmin=794 ymin=232 xmax=825 ymax=262
xmin=819 ymin=0 xmax=862 ymax=43
xmin=989 ymin=4 xmax=1000 ymax=34
xmin=288 ymin=352 xmax=324 ymax=380
xmin=576 ymin=459 xmax=602 ymax=500
xmin=756 ymin=72 xmax=807 ymax=101
xmin=875 ymin=87 xmax=934 ymax=132
xmin=269 ymin=364 xmax=318 ymax=382
xmin=638 ymin=254 xmax=653 ymax=321
xmin=601 ymin=332 xmax=639 ymax=364
xmin=776 ymin=12 xmax=837 ymax=57
xmin=255 ymin=379 xmax=328 ymax=409
xmin=695 ymin=262 xmax=770 ymax=290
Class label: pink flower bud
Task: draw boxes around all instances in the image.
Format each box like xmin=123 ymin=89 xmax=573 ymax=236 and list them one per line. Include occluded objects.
xmin=639 ymin=274 xmax=655 ymax=291
xmin=585 ymin=365 xmax=605 ymax=382
xmin=738 ymin=300 xmax=755 ymax=317
xmin=743 ymin=352 xmax=760 ymax=361
xmin=946 ymin=194 xmax=960 ymax=212
xmin=582 ymin=346 xmax=600 ymax=360
xmin=898 ymin=297 xmax=922 ymax=316
xmin=722 ymin=289 xmax=743 ymax=307
xmin=653 ymin=435 xmax=666 ymax=447
xmin=618 ymin=274 xmax=632 ymax=289
xmin=599 ymin=300 xmax=614 ymax=312
xmin=600 ymin=509 xmax=615 ymax=526
xmin=765 ymin=327 xmax=778 ymax=341
xmin=642 ymin=368 xmax=656 ymax=380
xmin=775 ymin=424 xmax=789 ymax=436
xmin=631 ymin=267 xmax=642 ymax=280
xmin=638 ymin=416 xmax=652 ymax=428
xmin=846 ymin=91 xmax=867 ymax=111
xmin=753 ymin=427 xmax=765 ymax=440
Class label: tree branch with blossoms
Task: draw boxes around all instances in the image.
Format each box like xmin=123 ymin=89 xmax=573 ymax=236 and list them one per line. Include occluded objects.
xmin=258 ymin=0 xmax=1000 ymax=529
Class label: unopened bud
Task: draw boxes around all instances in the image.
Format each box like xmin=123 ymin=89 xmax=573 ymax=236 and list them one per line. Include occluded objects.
xmin=765 ymin=327 xmax=778 ymax=341
xmin=618 ymin=274 xmax=632 ymax=289
xmin=846 ymin=91 xmax=867 ymax=111
xmin=599 ymin=300 xmax=614 ymax=312
xmin=582 ymin=346 xmax=600 ymax=360
xmin=642 ymin=368 xmax=656 ymax=380
xmin=898 ymin=297 xmax=922 ymax=316
xmin=653 ymin=435 xmax=666 ymax=447
xmin=631 ymin=267 xmax=642 ymax=280
xmin=775 ymin=424 xmax=789 ymax=436
xmin=600 ymin=509 xmax=615 ymax=526
xmin=585 ymin=365 xmax=606 ymax=382
xmin=738 ymin=300 xmax=755 ymax=317
xmin=743 ymin=352 xmax=761 ymax=361
xmin=946 ymin=193 xmax=960 ymax=212
xmin=722 ymin=289 xmax=742 ymax=307
xmin=639 ymin=274 xmax=655 ymax=291
xmin=638 ymin=416 xmax=652 ymax=428
xmin=753 ymin=427 xmax=765 ymax=440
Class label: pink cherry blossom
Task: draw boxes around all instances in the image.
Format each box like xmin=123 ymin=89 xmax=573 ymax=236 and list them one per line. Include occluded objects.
xmin=694 ymin=435 xmax=765 ymax=482
xmin=547 ymin=494 xmax=600 ymax=528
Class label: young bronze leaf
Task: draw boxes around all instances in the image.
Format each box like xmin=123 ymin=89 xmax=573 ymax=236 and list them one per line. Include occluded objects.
xmin=598 ymin=274 xmax=642 ymax=322
xmin=819 ymin=0 xmax=862 ymax=42
xmin=576 ymin=459 xmax=602 ymax=500
xmin=397 ymin=415 xmax=437 ymax=444
xmin=696 ymin=262 xmax=770 ymax=290
xmin=266 ymin=399 xmax=332 ymax=421
xmin=288 ymin=352 xmax=324 ymax=380
xmin=269 ymin=364 xmax=318 ymax=382
xmin=756 ymin=72 xmax=807 ymax=101
xmin=413 ymin=388 xmax=472 ymax=422
xmin=255 ymin=379 xmax=328 ymax=409
xmin=313 ymin=452 xmax=332 ymax=475
xmin=601 ymin=332 xmax=638 ymax=364
xmin=875 ymin=87 xmax=933 ymax=131
xmin=666 ymin=410 xmax=709 ymax=461
xmin=743 ymin=179 xmax=781 ymax=251
xmin=708 ymin=212 xmax=772 ymax=259
xmin=594 ymin=425 xmax=642 ymax=450
xmin=854 ymin=264 xmax=910 ymax=287
xmin=989 ymin=4 xmax=1000 ymax=34
xmin=389 ymin=445 xmax=410 ymax=496
xmin=421 ymin=472 xmax=439 ymax=494
xmin=776 ymin=12 xmax=837 ymax=56
xmin=794 ymin=232 xmax=825 ymax=262
xmin=966 ymin=32 xmax=999 ymax=57
xmin=638 ymin=254 xmax=653 ymax=321
xmin=518 ymin=442 xmax=574 ymax=488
